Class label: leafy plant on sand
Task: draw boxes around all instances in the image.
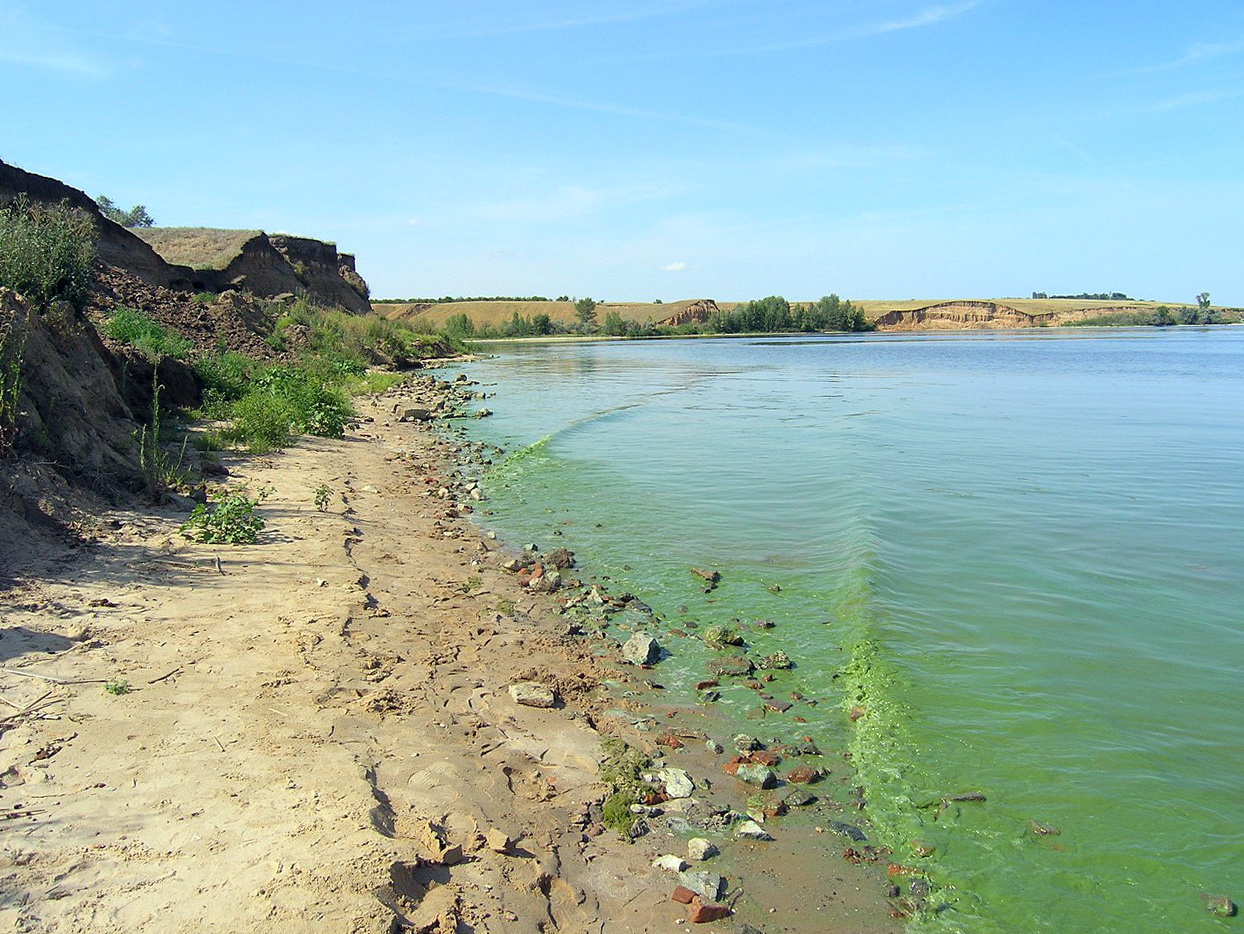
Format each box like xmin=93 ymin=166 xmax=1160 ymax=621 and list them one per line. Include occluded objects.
xmin=313 ymin=482 xmax=333 ymax=511
xmin=180 ymin=487 xmax=272 ymax=544
xmin=104 ymin=679 xmax=132 ymax=695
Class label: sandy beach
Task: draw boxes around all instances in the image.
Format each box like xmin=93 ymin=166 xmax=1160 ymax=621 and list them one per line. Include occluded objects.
xmin=0 ymin=377 xmax=902 ymax=933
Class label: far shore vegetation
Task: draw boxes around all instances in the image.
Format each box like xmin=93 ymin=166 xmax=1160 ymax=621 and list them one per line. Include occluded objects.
xmin=427 ymin=293 xmax=873 ymax=341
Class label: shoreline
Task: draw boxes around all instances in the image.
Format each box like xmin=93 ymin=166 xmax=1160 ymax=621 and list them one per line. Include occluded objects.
xmin=0 ymin=369 xmax=902 ymax=932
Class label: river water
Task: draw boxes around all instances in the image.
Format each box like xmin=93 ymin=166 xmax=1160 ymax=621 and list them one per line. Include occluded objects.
xmin=452 ymin=328 xmax=1244 ymax=933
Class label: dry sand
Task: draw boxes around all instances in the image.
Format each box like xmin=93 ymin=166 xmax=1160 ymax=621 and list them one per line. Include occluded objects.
xmin=0 ymin=384 xmax=903 ymax=933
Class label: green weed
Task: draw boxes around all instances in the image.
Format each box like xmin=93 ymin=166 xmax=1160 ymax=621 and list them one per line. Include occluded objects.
xmin=180 ymin=487 xmax=272 ymax=544
xmin=104 ymin=307 xmax=192 ymax=360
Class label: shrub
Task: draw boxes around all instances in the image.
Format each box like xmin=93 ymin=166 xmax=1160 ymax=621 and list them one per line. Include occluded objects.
xmin=104 ymin=307 xmax=192 ymax=360
xmin=0 ymin=196 xmax=96 ymax=310
xmin=180 ymin=487 xmax=271 ymax=544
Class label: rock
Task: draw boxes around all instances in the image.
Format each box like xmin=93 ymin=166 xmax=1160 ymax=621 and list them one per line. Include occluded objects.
xmin=399 ymin=407 xmax=433 ymax=421
xmin=786 ymin=766 xmax=821 ymax=784
xmin=653 ymin=855 xmax=688 ymax=872
xmin=508 ymin=682 xmax=556 ymax=708
xmin=475 ymin=408 xmax=492 ymax=418
xmin=622 ymin=632 xmax=661 ymax=666
xmin=361 ymin=484 xmax=380 ymax=494
xmin=658 ymin=768 xmax=695 ymax=799
xmin=733 ymin=734 xmax=762 ymax=753
xmin=678 ymin=869 xmax=725 ymax=901
xmin=687 ymin=838 xmax=719 ymax=861
xmin=705 ymin=739 xmax=724 ymax=754
xmin=759 ymin=651 xmax=793 ymax=670
xmin=783 ymin=789 xmax=817 ymax=807
xmin=703 ymin=625 xmax=744 ymax=647
xmin=1028 ymin=820 xmax=1061 ymax=836
xmin=671 ymin=885 xmax=696 ymax=904
xmin=1205 ymin=894 xmax=1237 ymax=917
xmin=688 ymin=897 xmax=731 ymax=923
xmin=734 ymin=764 xmax=776 ymax=788
xmin=691 ymin=567 xmax=721 ymax=584
xmin=828 ymin=821 xmax=867 ymax=842
xmin=544 ymin=547 xmax=576 ymax=569
xmin=734 ymin=820 xmax=774 ymax=841
xmin=708 ymin=655 xmax=754 ymax=678
xmin=484 ymin=828 xmax=512 ymax=853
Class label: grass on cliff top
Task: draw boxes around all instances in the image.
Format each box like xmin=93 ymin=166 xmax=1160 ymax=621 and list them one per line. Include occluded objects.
xmin=134 ymin=227 xmax=263 ymax=270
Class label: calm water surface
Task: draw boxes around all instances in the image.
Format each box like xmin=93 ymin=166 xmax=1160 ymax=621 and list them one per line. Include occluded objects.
xmin=454 ymin=329 xmax=1244 ymax=933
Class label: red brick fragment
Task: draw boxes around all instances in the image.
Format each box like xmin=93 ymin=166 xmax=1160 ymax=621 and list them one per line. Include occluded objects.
xmin=671 ymin=886 xmax=696 ymax=904
xmin=656 ymin=733 xmax=684 ymax=749
xmin=749 ymin=750 xmax=781 ymax=767
xmin=694 ymin=679 xmax=720 ymax=691
xmin=688 ymin=896 xmax=731 ymax=923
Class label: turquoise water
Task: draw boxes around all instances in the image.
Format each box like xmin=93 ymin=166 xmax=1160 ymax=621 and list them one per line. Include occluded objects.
xmin=454 ymin=329 xmax=1244 ymax=933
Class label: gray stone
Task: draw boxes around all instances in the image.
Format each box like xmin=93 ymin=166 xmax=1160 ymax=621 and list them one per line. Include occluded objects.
xmin=679 ymin=869 xmax=725 ymax=901
xmin=657 ymin=768 xmax=694 ymax=799
xmin=783 ymin=789 xmax=817 ymax=807
xmin=508 ymin=682 xmax=556 ymax=708
xmin=621 ymin=632 xmax=660 ymax=666
xmin=687 ymin=838 xmax=719 ymax=861
xmin=734 ymin=764 xmax=777 ymax=788
xmin=734 ymin=820 xmax=774 ymax=841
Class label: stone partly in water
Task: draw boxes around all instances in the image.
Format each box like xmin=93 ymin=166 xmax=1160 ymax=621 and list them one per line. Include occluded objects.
xmin=1204 ymin=894 xmax=1237 ymax=917
xmin=708 ymin=655 xmax=755 ymax=678
xmin=759 ymin=651 xmax=793 ymax=670
xmin=783 ymin=789 xmax=817 ymax=807
xmin=733 ymin=764 xmax=777 ymax=788
xmin=622 ymin=632 xmax=661 ymax=666
xmin=653 ymin=855 xmax=688 ymax=873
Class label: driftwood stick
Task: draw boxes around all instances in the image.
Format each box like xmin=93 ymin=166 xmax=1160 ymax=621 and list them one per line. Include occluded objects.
xmin=147 ymin=667 xmax=183 ymax=685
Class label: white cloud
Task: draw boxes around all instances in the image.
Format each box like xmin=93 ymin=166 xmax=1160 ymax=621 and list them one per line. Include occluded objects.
xmin=663 ymin=261 xmax=688 ymax=272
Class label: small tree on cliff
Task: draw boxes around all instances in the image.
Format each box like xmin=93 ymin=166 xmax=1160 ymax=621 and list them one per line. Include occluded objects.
xmin=95 ymin=195 xmax=155 ymax=228
xmin=1196 ymin=292 xmax=1211 ymax=310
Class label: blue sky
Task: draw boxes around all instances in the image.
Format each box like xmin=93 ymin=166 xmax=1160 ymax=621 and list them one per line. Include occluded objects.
xmin=3 ymin=1 xmax=1242 ymax=304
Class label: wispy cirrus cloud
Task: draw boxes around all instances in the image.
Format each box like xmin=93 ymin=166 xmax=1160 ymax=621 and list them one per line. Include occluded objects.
xmin=658 ymin=1 xmax=981 ymax=58
xmin=1145 ymin=87 xmax=1244 ymax=112
xmin=443 ymin=0 xmax=727 ymax=39
xmin=471 ymin=181 xmax=677 ymax=224
xmin=0 ymin=2 xmax=107 ymax=76
xmin=1123 ymin=39 xmax=1244 ymax=74
xmin=663 ymin=261 xmax=689 ymax=272
xmin=463 ymin=83 xmax=764 ymax=134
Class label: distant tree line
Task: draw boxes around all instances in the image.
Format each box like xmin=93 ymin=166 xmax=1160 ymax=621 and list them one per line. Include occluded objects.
xmin=1065 ymin=306 xmax=1241 ymax=327
xmin=438 ymin=293 xmax=872 ymax=341
xmin=706 ymin=294 xmax=869 ymax=333
xmin=371 ymin=295 xmax=553 ymax=304
xmin=1031 ymin=291 xmax=1134 ymax=301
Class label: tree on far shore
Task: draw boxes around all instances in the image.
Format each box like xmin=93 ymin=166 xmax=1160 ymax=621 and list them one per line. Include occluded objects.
xmin=574 ymin=297 xmax=597 ymax=327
